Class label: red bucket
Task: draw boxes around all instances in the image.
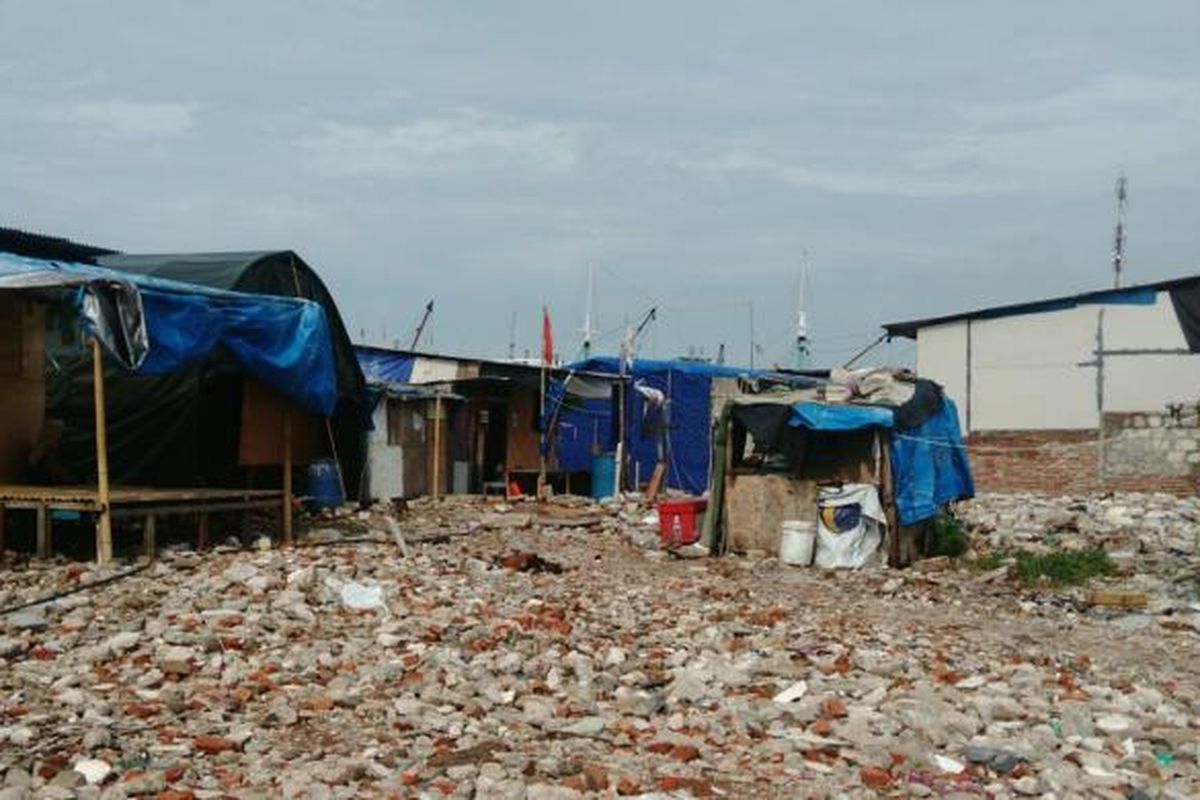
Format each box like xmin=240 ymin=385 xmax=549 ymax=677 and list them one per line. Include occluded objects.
xmin=658 ymin=498 xmax=708 ymax=548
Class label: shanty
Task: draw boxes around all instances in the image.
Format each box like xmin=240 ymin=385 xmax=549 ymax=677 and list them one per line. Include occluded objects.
xmin=3 ymin=6 xmax=1200 ymax=798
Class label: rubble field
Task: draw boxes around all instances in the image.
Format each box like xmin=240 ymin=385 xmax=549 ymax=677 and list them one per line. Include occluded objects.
xmin=1 ymin=492 xmax=1198 ymax=799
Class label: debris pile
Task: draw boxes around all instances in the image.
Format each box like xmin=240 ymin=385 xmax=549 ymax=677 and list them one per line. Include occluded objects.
xmin=0 ymin=494 xmax=1195 ymax=798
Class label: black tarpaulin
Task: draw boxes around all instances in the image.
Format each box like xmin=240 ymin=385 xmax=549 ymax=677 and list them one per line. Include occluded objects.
xmin=49 ymin=250 xmax=367 ymax=497
xmin=1169 ymin=284 xmax=1200 ymax=352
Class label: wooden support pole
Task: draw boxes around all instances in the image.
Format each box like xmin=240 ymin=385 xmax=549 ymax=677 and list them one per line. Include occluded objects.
xmin=92 ymin=337 xmax=113 ymax=565
xmin=283 ymin=410 xmax=293 ymax=545
xmin=538 ymin=365 xmax=547 ymax=500
xmin=197 ymin=512 xmax=209 ymax=550
xmin=36 ymin=504 xmax=50 ymax=560
xmin=143 ymin=514 xmax=156 ymax=561
xmin=432 ymin=395 xmax=442 ymax=500
xmin=0 ymin=505 xmax=6 ymax=557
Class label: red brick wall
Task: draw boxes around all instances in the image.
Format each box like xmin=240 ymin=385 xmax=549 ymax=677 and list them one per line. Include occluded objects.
xmin=966 ymin=427 xmax=1200 ymax=496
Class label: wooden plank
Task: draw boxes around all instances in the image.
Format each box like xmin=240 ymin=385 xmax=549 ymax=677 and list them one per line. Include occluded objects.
xmin=35 ymin=504 xmax=49 ymax=559
xmin=143 ymin=514 xmax=156 ymax=560
xmin=0 ymin=298 xmax=45 ymax=484
xmin=645 ymin=462 xmax=667 ymax=503
xmin=725 ymin=474 xmax=816 ymax=555
xmin=239 ymin=379 xmax=315 ymax=466
xmin=197 ymin=512 xmax=209 ymax=550
xmin=880 ymin=433 xmax=902 ymax=567
xmin=0 ymin=485 xmax=278 ymax=504
xmin=112 ymin=499 xmax=282 ymax=518
xmin=1088 ymin=590 xmax=1148 ymax=609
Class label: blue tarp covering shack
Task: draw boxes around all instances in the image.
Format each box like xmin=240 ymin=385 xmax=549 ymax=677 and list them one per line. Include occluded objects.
xmin=763 ymin=394 xmax=973 ymax=527
xmin=560 ymin=357 xmax=821 ymax=493
xmin=704 ymin=385 xmax=975 ymax=563
xmin=0 ymin=251 xmax=338 ymax=415
xmin=357 ymin=347 xmax=417 ymax=385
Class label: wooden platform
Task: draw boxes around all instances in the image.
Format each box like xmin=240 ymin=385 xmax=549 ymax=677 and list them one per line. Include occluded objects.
xmin=0 ymin=484 xmax=284 ymax=560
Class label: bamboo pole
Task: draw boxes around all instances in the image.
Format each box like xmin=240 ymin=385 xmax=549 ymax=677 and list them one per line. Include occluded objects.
xmin=92 ymin=337 xmax=113 ymax=565
xmin=282 ymin=410 xmax=293 ymax=545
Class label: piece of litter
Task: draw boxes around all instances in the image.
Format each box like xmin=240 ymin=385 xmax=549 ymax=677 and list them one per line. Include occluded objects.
xmin=340 ymin=582 xmax=388 ymax=613
xmin=772 ymin=680 xmax=808 ymax=704
xmin=933 ymin=755 xmax=965 ymax=774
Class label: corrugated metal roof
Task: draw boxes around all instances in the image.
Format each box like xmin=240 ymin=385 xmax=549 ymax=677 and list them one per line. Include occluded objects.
xmin=0 ymin=225 xmax=115 ymax=262
xmin=883 ymin=273 xmax=1200 ymax=339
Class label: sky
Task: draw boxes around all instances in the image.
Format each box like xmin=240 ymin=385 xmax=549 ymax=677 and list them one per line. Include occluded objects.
xmin=2 ymin=1 xmax=1199 ymax=367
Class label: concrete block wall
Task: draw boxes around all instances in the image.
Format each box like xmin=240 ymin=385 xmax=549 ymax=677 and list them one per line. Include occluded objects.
xmin=967 ymin=411 xmax=1200 ymax=496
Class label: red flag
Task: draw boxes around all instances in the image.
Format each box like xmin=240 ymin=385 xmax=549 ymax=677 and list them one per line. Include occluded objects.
xmin=541 ymin=306 xmax=554 ymax=365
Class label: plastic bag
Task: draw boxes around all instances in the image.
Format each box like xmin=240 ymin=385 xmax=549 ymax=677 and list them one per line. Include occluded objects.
xmin=814 ymin=483 xmax=885 ymax=569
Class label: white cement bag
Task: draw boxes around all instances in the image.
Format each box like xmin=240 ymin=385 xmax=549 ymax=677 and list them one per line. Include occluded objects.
xmin=814 ymin=483 xmax=886 ymax=569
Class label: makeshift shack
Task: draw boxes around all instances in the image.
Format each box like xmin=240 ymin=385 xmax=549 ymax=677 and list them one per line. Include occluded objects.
xmin=0 ymin=251 xmax=339 ymax=563
xmin=702 ymin=370 xmax=974 ymax=567
xmin=356 ymin=347 xmax=617 ymax=498
xmin=560 ymin=357 xmax=821 ymax=495
xmin=363 ymin=384 xmax=458 ymax=501
xmin=43 ymin=251 xmax=367 ymax=499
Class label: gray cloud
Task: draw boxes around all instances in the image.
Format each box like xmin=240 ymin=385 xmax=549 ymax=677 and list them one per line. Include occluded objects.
xmin=300 ymin=110 xmax=582 ymax=177
xmin=1 ymin=1 xmax=1198 ymax=366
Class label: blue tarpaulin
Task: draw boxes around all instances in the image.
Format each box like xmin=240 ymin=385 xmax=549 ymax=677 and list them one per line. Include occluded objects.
xmin=0 ymin=251 xmax=338 ymax=416
xmin=356 ymin=347 xmax=416 ymax=384
xmin=784 ymin=396 xmax=973 ymax=525
xmin=889 ymin=398 xmax=974 ymax=526
xmin=554 ymin=396 xmax=613 ymax=471
xmin=788 ymin=402 xmax=895 ymax=431
xmin=561 ymin=358 xmax=821 ymax=493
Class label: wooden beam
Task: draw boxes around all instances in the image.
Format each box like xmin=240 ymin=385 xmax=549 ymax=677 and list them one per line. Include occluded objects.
xmin=432 ymin=395 xmax=442 ymax=500
xmin=0 ymin=505 xmax=6 ymax=556
xmin=197 ymin=511 xmax=209 ymax=550
xmin=92 ymin=337 xmax=113 ymax=565
xmin=880 ymin=433 xmax=901 ymax=567
xmin=282 ymin=410 xmax=293 ymax=545
xmin=35 ymin=504 xmax=50 ymax=559
xmin=645 ymin=463 xmax=667 ymax=504
xmin=143 ymin=514 xmax=156 ymax=561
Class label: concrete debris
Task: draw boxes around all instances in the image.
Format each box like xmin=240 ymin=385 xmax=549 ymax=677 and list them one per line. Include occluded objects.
xmin=70 ymin=759 xmax=110 ymax=785
xmin=0 ymin=491 xmax=1194 ymax=798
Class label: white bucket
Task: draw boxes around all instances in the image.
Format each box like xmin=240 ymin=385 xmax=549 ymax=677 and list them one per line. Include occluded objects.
xmin=780 ymin=520 xmax=816 ymax=566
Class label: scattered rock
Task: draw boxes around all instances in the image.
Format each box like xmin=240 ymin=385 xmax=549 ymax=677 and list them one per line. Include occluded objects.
xmin=72 ymin=759 xmax=111 ymax=785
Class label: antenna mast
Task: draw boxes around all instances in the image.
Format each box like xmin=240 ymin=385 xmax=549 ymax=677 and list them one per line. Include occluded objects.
xmin=1112 ymin=173 xmax=1128 ymax=288
xmin=794 ymin=250 xmax=811 ymax=369
xmin=580 ymin=264 xmax=597 ymax=358
xmin=410 ymin=300 xmax=434 ymax=350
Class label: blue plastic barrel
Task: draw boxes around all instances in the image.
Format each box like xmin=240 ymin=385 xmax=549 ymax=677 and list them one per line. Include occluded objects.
xmin=308 ymin=458 xmax=344 ymax=509
xmin=591 ymin=453 xmax=616 ymax=499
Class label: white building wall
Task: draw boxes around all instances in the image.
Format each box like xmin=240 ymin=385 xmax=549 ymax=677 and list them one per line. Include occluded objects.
xmin=915 ymin=321 xmax=968 ymax=430
xmin=366 ymin=403 xmax=405 ymax=500
xmin=409 ymin=358 xmax=461 ymax=384
xmin=1102 ymin=298 xmax=1199 ymax=412
xmin=912 ymin=291 xmax=1200 ymax=432
xmin=970 ymin=306 xmax=1098 ymax=430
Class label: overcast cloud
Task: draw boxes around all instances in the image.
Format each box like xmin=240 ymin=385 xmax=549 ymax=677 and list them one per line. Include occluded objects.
xmin=2 ymin=1 xmax=1199 ymax=366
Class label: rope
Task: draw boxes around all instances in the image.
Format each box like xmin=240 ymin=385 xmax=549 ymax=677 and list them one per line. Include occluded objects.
xmin=0 ymin=562 xmax=150 ymax=616
xmin=891 ymin=431 xmax=1142 ymax=455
